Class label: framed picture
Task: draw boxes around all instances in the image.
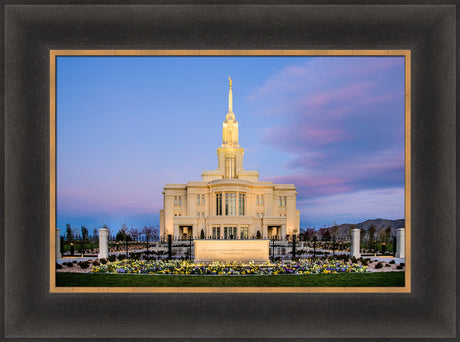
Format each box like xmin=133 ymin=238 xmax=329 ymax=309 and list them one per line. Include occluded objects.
xmin=4 ymin=2 xmax=456 ymax=340
xmin=50 ymin=50 xmax=410 ymax=294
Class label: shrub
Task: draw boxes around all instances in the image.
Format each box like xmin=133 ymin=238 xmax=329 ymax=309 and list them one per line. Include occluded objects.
xmin=351 ymin=256 xmax=357 ymax=263
xmin=99 ymin=258 xmax=107 ymax=264
xmin=396 ymin=265 xmax=403 ymax=269
xmin=400 ymin=263 xmax=405 ymax=266
xmin=385 ymin=264 xmax=391 ymax=267
xmin=78 ymin=261 xmax=90 ymax=269
xmin=361 ymin=259 xmax=369 ymax=266
xmin=107 ymin=255 xmax=116 ymax=262
xmin=92 ymin=260 xmax=100 ymax=266
xmin=117 ymin=254 xmax=126 ymax=261
xmin=375 ymin=262 xmax=383 ymax=269
xmin=72 ymin=260 xmax=77 ymax=263
xmin=130 ymin=253 xmax=140 ymax=260
xmin=389 ymin=260 xmax=395 ymax=264
xmin=66 ymin=262 xmax=74 ymax=267
xmin=56 ymin=263 xmax=62 ymax=269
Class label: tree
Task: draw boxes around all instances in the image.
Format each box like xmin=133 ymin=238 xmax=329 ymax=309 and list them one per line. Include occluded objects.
xmin=81 ymin=225 xmax=89 ymax=239
xmin=65 ymin=224 xmax=73 ymax=242
xmin=129 ymin=227 xmax=140 ymax=242
xmin=321 ymin=229 xmax=331 ymax=241
xmin=384 ymin=225 xmax=392 ymax=243
xmin=331 ymin=225 xmax=339 ymax=241
xmin=141 ymin=225 xmax=155 ymax=251
xmin=153 ymin=225 xmax=160 ymax=238
xmin=80 ymin=225 xmax=89 ymax=253
xmin=360 ymin=229 xmax=366 ymax=244
xmin=92 ymin=228 xmax=98 ymax=240
xmin=116 ymin=223 xmax=131 ymax=242
xmin=368 ymin=224 xmax=376 ymax=249
xmin=306 ymin=227 xmax=316 ymax=241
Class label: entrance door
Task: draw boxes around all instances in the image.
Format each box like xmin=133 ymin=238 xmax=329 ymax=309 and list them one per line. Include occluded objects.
xmin=180 ymin=226 xmax=193 ymax=239
xmin=269 ymin=226 xmax=280 ymax=239
xmin=224 ymin=227 xmax=237 ymax=239
xmin=212 ymin=227 xmax=221 ymax=239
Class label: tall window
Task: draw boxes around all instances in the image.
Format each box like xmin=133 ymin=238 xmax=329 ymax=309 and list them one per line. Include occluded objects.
xmin=174 ymin=196 xmax=177 ymax=206
xmin=225 ymin=157 xmax=236 ymax=178
xmin=201 ymin=194 xmax=205 ymax=205
xmin=178 ymin=196 xmax=182 ymax=206
xmin=257 ymin=195 xmax=264 ymax=206
xmin=278 ymin=196 xmax=286 ymax=207
xmin=225 ymin=193 xmax=236 ymax=215
xmin=239 ymin=193 xmax=245 ymax=215
xmin=197 ymin=194 xmax=200 ymax=205
xmin=216 ymin=193 xmax=222 ymax=215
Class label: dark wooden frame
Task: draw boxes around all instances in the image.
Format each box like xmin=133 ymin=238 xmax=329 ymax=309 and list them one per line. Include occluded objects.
xmin=3 ymin=2 xmax=456 ymax=340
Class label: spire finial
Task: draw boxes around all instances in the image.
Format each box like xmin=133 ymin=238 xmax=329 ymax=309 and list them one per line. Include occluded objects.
xmin=228 ymin=76 xmax=233 ymax=113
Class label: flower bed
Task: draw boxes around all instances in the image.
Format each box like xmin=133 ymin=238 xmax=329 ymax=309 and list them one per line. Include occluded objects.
xmin=91 ymin=259 xmax=368 ymax=275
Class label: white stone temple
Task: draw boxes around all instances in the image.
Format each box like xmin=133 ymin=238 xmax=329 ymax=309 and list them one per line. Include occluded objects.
xmin=160 ymin=78 xmax=300 ymax=240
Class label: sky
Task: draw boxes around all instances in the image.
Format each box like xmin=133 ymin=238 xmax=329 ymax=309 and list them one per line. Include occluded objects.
xmin=56 ymin=56 xmax=405 ymax=234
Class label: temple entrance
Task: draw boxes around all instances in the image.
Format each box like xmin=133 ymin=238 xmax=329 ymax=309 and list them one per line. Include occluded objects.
xmin=224 ymin=226 xmax=237 ymax=239
xmin=179 ymin=226 xmax=193 ymax=239
xmin=268 ymin=226 xmax=281 ymax=239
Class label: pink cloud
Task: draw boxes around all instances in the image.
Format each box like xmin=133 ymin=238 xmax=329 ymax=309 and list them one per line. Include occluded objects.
xmin=303 ymin=127 xmax=348 ymax=145
xmin=263 ymin=174 xmax=355 ymax=198
xmin=262 ymin=123 xmax=348 ymax=150
xmin=303 ymin=82 xmax=375 ymax=109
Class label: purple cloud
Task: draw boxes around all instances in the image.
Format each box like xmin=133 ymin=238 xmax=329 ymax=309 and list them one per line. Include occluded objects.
xmin=253 ymin=57 xmax=405 ymax=215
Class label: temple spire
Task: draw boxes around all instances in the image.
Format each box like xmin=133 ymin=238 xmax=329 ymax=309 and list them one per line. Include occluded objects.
xmin=228 ymin=76 xmax=233 ymax=113
xmin=222 ymin=77 xmax=239 ymax=148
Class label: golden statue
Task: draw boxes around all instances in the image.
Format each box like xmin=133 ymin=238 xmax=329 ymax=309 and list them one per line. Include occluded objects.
xmin=228 ymin=76 xmax=232 ymax=87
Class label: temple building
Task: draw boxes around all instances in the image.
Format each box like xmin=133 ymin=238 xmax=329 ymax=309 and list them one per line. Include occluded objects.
xmin=160 ymin=78 xmax=299 ymax=240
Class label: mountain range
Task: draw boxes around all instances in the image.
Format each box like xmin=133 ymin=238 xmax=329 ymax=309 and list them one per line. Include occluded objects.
xmin=303 ymin=218 xmax=405 ymax=238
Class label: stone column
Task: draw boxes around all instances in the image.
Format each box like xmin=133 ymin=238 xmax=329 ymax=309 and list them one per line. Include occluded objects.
xmin=350 ymin=228 xmax=361 ymax=258
xmin=396 ymin=228 xmax=405 ymax=258
xmin=98 ymin=228 xmax=109 ymax=259
xmin=56 ymin=228 xmax=62 ymax=259
xmin=262 ymin=224 xmax=268 ymax=239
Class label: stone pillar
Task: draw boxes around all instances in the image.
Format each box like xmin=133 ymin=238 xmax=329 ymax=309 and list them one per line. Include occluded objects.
xmin=98 ymin=228 xmax=109 ymax=259
xmin=396 ymin=228 xmax=405 ymax=258
xmin=262 ymin=224 xmax=268 ymax=239
xmin=55 ymin=228 xmax=62 ymax=259
xmin=350 ymin=228 xmax=361 ymax=258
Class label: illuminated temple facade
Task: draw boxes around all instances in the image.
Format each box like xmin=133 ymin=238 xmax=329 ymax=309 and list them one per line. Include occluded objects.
xmin=160 ymin=78 xmax=299 ymax=240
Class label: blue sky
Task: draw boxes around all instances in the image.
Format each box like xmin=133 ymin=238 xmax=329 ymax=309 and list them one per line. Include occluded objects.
xmin=57 ymin=56 xmax=405 ymax=234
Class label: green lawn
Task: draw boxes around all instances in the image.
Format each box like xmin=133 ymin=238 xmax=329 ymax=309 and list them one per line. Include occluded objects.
xmin=56 ymin=271 xmax=405 ymax=287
